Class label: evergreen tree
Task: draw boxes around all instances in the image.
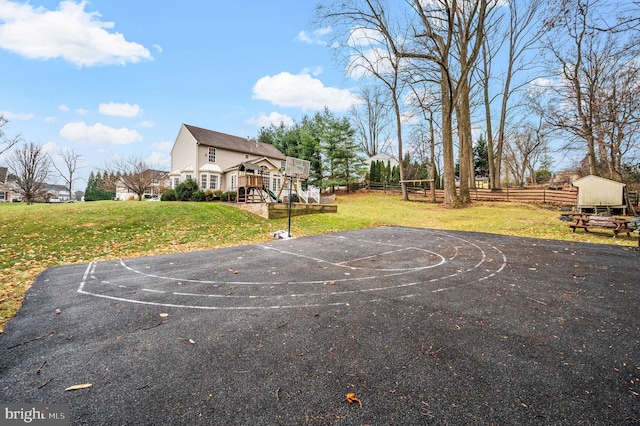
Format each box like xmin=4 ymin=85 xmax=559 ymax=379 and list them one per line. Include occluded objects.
xmin=84 ymin=171 xmax=115 ymax=201
xmin=474 ymin=135 xmax=489 ymax=178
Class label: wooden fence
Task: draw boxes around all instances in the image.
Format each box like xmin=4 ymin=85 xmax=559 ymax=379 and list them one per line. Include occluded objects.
xmin=369 ymin=183 xmax=578 ymax=205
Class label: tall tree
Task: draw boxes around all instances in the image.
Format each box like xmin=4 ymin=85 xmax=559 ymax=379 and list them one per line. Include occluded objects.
xmin=535 ymin=0 xmax=640 ymax=181
xmin=317 ymin=0 xmax=411 ymax=200
xmin=8 ymin=142 xmax=52 ymax=204
xmin=480 ymin=0 xmax=545 ymax=189
xmin=350 ymin=84 xmax=393 ymax=157
xmin=51 ymin=148 xmax=82 ymax=201
xmin=402 ymin=0 xmax=492 ymax=206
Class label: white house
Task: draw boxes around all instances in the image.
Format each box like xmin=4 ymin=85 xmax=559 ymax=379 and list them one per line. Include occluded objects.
xmin=169 ymin=124 xmax=286 ymax=194
xmin=0 ymin=166 xmax=19 ymax=202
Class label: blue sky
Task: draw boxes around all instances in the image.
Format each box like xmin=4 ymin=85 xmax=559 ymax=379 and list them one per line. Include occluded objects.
xmin=0 ymin=0 xmax=357 ymax=187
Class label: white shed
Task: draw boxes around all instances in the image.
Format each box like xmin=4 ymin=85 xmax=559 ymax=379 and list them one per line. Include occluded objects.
xmin=572 ymin=175 xmax=627 ymax=214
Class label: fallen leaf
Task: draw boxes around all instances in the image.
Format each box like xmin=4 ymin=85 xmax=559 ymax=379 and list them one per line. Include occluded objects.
xmin=346 ymin=393 xmax=360 ymax=404
xmin=159 ymin=313 xmax=169 ymax=317
xmin=188 ymin=339 xmax=196 ymax=345
xmin=329 ymin=281 xmax=336 ymax=285
xmin=65 ymin=383 xmax=92 ymax=391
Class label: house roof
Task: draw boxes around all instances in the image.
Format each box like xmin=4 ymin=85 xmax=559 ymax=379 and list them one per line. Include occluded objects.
xmin=183 ymin=124 xmax=286 ymax=160
xmin=224 ymin=157 xmax=283 ymax=173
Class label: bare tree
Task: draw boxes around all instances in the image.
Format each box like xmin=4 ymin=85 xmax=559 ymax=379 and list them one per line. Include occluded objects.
xmin=406 ymin=83 xmax=441 ymax=201
xmin=538 ymin=0 xmax=640 ymax=181
xmin=51 ymin=148 xmax=82 ymax=201
xmin=480 ymin=0 xmax=545 ymax=190
xmin=504 ymin=119 xmax=549 ymax=186
xmin=318 ymin=0 xmax=411 ymax=200
xmin=8 ymin=142 xmax=52 ymax=204
xmin=350 ymin=84 xmax=393 ymax=157
xmin=0 ymin=115 xmax=20 ymax=156
xmin=401 ymin=0 xmax=492 ymax=206
xmin=108 ymin=156 xmax=165 ymax=201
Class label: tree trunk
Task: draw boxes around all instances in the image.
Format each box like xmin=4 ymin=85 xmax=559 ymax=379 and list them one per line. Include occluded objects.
xmin=441 ymin=76 xmax=459 ymax=206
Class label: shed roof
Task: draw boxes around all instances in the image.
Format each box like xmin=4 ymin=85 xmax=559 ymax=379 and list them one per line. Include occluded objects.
xmin=183 ymin=124 xmax=286 ymax=160
xmin=572 ymin=174 xmax=625 ymax=188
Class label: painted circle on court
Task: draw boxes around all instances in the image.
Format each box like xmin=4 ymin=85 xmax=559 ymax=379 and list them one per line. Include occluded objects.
xmin=78 ymin=228 xmax=507 ymax=310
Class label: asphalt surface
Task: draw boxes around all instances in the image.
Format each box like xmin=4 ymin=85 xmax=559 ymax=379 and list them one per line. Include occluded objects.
xmin=1 ymin=226 xmax=639 ymax=425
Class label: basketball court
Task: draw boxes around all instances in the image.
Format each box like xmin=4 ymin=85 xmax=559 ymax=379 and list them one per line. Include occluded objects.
xmin=1 ymin=227 xmax=638 ymax=425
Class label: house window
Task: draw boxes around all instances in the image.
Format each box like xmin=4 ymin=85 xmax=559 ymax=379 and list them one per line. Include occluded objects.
xmin=0 ymin=191 xmax=5 ymax=201
xmin=210 ymin=175 xmax=219 ymax=190
xmin=208 ymin=147 xmax=216 ymax=163
xmin=173 ymin=178 xmax=179 ymax=188
xmin=201 ymin=174 xmax=207 ymax=189
xmin=185 ymin=174 xmax=192 ymax=181
xmin=272 ymin=177 xmax=281 ymax=192
xmin=231 ymin=174 xmax=237 ymax=190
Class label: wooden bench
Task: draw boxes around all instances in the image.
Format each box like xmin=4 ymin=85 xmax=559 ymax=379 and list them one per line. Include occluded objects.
xmin=569 ymin=216 xmax=633 ymax=238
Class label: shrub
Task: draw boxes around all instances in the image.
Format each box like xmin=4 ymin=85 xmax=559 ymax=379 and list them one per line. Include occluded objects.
xmin=221 ymin=191 xmax=236 ymax=202
xmin=161 ymin=188 xmax=177 ymax=201
xmin=176 ymin=178 xmax=199 ymax=201
xmin=192 ymin=190 xmax=205 ymax=202
xmin=204 ymin=189 xmax=216 ymax=202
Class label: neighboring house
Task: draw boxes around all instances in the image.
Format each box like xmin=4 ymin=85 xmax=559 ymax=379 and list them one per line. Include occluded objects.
xmin=169 ymin=124 xmax=286 ymax=194
xmin=115 ymin=169 xmax=170 ymax=200
xmin=367 ymin=153 xmax=399 ymax=172
xmin=0 ymin=166 xmax=19 ymax=202
xmin=43 ymin=183 xmax=71 ymax=201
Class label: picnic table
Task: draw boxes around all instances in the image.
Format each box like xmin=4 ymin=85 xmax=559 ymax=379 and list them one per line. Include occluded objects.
xmin=568 ymin=215 xmax=634 ymax=238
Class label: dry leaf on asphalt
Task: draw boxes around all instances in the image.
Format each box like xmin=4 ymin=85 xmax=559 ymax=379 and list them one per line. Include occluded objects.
xmin=345 ymin=393 xmax=360 ymax=404
xmin=188 ymin=339 xmax=196 ymax=344
xmin=65 ymin=383 xmax=92 ymax=391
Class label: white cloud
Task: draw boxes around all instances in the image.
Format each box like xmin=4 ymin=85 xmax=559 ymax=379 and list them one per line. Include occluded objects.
xmin=58 ymin=104 xmax=70 ymax=112
xmin=139 ymin=120 xmax=155 ymax=128
xmin=252 ymin=71 xmax=360 ymax=112
xmin=295 ymin=26 xmax=332 ymax=45
xmin=99 ymin=102 xmax=141 ymax=117
xmin=42 ymin=141 xmax=58 ymax=153
xmin=152 ymin=44 xmax=163 ymax=53
xmin=151 ymin=140 xmax=173 ymax=151
xmin=0 ymin=110 xmax=34 ymax=120
xmin=296 ymin=30 xmax=313 ymax=44
xmin=247 ymin=112 xmax=294 ymax=128
xmin=0 ymin=0 xmax=152 ymax=66
xmin=530 ymin=77 xmax=555 ymax=89
xmin=347 ymin=27 xmax=384 ymax=48
xmin=59 ymin=121 xmax=142 ymax=145
xmin=146 ymin=151 xmax=170 ymax=168
xmin=76 ymin=108 xmax=90 ymax=116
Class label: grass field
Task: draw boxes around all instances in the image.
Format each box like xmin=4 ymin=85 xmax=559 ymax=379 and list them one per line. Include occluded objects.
xmin=1 ymin=192 xmax=636 ymax=331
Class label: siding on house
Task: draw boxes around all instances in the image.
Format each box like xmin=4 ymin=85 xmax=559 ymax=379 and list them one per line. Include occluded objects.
xmin=170 ymin=124 xmax=286 ymax=192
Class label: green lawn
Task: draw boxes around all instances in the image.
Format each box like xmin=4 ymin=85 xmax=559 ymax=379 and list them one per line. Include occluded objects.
xmin=1 ymin=192 xmax=636 ymax=330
